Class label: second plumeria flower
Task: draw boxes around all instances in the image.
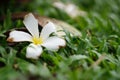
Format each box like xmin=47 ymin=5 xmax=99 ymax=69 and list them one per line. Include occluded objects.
xmin=7 ymin=13 xmax=66 ymax=59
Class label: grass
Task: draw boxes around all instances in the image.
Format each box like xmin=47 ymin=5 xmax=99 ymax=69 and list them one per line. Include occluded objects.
xmin=0 ymin=0 xmax=120 ymax=80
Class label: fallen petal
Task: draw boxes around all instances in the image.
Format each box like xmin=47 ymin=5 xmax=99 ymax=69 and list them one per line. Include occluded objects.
xmin=23 ymin=13 xmax=39 ymax=37
xmin=42 ymin=36 xmax=66 ymax=51
xmin=26 ymin=44 xmax=43 ymax=59
xmin=7 ymin=30 xmax=32 ymax=42
xmin=40 ymin=22 xmax=56 ymax=40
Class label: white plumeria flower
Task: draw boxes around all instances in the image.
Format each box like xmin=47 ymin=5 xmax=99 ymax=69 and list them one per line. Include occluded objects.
xmin=7 ymin=13 xmax=66 ymax=59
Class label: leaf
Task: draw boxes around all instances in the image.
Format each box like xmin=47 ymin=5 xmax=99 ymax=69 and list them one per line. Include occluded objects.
xmin=68 ymin=54 xmax=88 ymax=64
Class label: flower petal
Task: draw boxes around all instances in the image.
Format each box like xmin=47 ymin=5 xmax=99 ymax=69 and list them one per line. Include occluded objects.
xmin=26 ymin=44 xmax=43 ymax=59
xmin=7 ymin=30 xmax=32 ymax=42
xmin=40 ymin=22 xmax=56 ymax=40
xmin=42 ymin=36 xmax=66 ymax=51
xmin=23 ymin=13 xmax=39 ymax=37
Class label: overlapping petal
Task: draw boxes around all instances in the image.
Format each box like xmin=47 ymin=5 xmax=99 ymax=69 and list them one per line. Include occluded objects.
xmin=7 ymin=30 xmax=32 ymax=42
xmin=26 ymin=44 xmax=43 ymax=59
xmin=40 ymin=22 xmax=56 ymax=40
xmin=42 ymin=36 xmax=66 ymax=51
xmin=23 ymin=13 xmax=39 ymax=37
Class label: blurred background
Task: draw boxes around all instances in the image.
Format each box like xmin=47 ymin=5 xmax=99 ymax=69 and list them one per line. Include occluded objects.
xmin=1 ymin=0 xmax=120 ymax=33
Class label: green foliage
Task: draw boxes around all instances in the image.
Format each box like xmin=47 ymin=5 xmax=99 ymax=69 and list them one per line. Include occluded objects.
xmin=0 ymin=0 xmax=120 ymax=80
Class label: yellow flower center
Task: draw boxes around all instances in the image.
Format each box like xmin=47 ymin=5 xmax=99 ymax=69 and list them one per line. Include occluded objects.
xmin=32 ymin=37 xmax=43 ymax=45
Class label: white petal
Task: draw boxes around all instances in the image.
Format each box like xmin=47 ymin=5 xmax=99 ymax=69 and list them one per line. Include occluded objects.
xmin=23 ymin=13 xmax=39 ymax=37
xmin=26 ymin=44 xmax=43 ymax=59
xmin=40 ymin=22 xmax=56 ymax=40
xmin=7 ymin=30 xmax=32 ymax=42
xmin=42 ymin=36 xmax=66 ymax=51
